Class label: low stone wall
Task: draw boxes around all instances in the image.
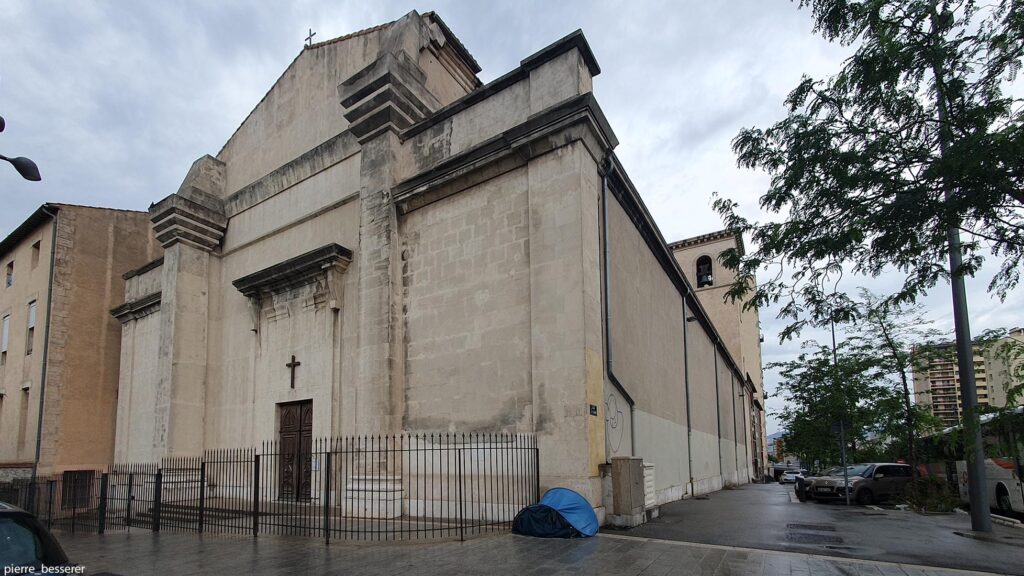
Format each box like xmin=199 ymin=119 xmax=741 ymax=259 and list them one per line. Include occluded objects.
xmin=0 ymin=466 xmax=33 ymax=483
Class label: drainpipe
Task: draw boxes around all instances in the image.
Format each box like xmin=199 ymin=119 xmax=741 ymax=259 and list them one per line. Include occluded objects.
xmin=32 ymin=205 xmax=59 ymax=482
xmin=732 ymin=374 xmax=739 ymax=478
xmin=682 ymin=299 xmax=694 ymax=494
xmin=714 ymin=346 xmax=723 ymax=478
xmin=599 ymin=154 xmax=636 ymax=456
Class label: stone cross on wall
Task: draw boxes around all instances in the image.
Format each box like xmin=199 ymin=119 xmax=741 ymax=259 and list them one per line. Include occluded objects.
xmin=286 ymin=355 xmax=301 ymax=388
xmin=305 ymin=28 xmax=316 ymax=47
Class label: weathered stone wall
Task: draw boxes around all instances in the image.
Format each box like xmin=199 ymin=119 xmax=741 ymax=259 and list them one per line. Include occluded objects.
xmin=0 ymin=217 xmax=51 ymax=468
xmin=0 ymin=466 xmax=32 ymax=482
xmin=398 ymin=48 xmax=594 ymax=181
xmin=208 ymin=167 xmax=361 ymax=448
xmin=45 ymin=207 xmax=160 ymax=473
xmin=217 ymin=30 xmax=385 ymax=195
xmin=0 ymin=206 xmax=159 ymax=473
xmin=399 ymin=168 xmax=531 ymax=432
xmin=114 ymin=308 xmax=161 ymax=462
xmin=673 ymin=237 xmax=742 ymax=370
xmin=125 ymin=265 xmax=163 ymax=301
xmin=718 ymin=361 xmax=740 ymax=486
xmin=398 ymin=141 xmax=604 ymax=502
xmin=683 ymin=300 xmax=723 ymax=494
xmin=606 ymin=195 xmax=689 ymax=501
xmin=218 ymin=12 xmax=478 ymax=197
xmin=524 ymin=143 xmax=601 ymax=501
xmin=673 ymin=235 xmax=766 ymax=480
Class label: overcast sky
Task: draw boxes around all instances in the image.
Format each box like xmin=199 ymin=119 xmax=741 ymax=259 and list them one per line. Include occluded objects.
xmin=2 ymin=1 xmax=1021 ymax=434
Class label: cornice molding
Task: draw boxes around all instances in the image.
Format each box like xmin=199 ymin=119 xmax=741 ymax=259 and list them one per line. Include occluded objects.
xmin=232 ymin=243 xmax=353 ymax=299
xmin=393 ymin=92 xmax=617 ymax=214
xmin=111 ymin=291 xmax=162 ymax=323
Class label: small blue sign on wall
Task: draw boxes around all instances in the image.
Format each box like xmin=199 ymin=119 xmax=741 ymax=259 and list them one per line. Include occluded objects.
xmin=589 ymin=404 xmax=598 ymax=416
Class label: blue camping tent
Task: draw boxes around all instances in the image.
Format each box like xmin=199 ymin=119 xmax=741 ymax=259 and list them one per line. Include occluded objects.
xmin=512 ymin=487 xmax=599 ymax=538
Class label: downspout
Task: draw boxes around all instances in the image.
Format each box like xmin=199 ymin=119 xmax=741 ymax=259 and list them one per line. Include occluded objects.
xmin=32 ymin=205 xmax=59 ymax=481
xmin=600 ymin=154 xmax=636 ymax=456
xmin=682 ymin=299 xmax=694 ymax=494
xmin=732 ymin=374 xmax=739 ymax=478
xmin=714 ymin=345 xmax=722 ymax=478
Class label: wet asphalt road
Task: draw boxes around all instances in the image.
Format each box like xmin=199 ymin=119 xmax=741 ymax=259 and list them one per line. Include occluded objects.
xmin=609 ymin=482 xmax=1024 ymax=575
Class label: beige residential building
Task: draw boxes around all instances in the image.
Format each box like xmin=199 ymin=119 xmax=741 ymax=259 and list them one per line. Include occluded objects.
xmin=111 ymin=11 xmax=766 ymax=517
xmin=913 ymin=328 xmax=1023 ymax=427
xmin=670 ymin=231 xmax=768 ymax=480
xmin=0 ymin=204 xmax=160 ymax=480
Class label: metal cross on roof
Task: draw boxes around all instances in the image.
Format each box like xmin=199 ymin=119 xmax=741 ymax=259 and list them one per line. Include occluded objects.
xmin=305 ymin=28 xmax=317 ymax=47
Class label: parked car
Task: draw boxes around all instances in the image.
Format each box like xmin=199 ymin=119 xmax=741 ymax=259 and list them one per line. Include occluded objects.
xmin=797 ymin=467 xmax=844 ymax=501
xmin=0 ymin=501 xmax=71 ymax=571
xmin=808 ymin=463 xmax=913 ymax=505
xmin=780 ymin=469 xmax=807 ymax=484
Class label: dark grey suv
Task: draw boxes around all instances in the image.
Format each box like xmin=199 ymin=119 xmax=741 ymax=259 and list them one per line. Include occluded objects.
xmin=0 ymin=501 xmax=71 ymax=571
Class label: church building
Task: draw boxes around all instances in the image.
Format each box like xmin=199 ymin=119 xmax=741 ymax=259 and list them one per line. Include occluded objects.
xmin=112 ymin=10 xmax=767 ymax=512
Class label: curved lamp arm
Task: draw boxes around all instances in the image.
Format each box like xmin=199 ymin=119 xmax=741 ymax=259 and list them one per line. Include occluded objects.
xmin=0 ymin=154 xmax=41 ymax=181
xmin=0 ymin=115 xmax=41 ymax=181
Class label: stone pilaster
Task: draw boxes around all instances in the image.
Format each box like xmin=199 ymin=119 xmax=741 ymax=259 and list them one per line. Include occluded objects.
xmin=347 ymin=130 xmax=401 ymax=436
xmin=338 ymin=15 xmax=444 ymax=436
xmin=148 ymin=156 xmax=226 ymax=458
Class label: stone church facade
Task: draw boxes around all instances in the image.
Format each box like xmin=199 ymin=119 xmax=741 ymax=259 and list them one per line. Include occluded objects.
xmin=112 ymin=11 xmax=767 ymax=510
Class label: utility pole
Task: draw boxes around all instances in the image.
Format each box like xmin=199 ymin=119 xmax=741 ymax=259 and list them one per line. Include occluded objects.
xmin=946 ymin=229 xmax=991 ymax=531
xmin=830 ymin=316 xmax=850 ymax=506
xmin=929 ymin=2 xmax=991 ymax=533
xmin=827 ymin=270 xmax=850 ymax=506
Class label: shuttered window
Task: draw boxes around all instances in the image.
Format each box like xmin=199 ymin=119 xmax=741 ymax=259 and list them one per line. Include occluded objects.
xmin=1 ymin=314 xmax=9 ymax=366
xmin=25 ymin=301 xmax=36 ymax=356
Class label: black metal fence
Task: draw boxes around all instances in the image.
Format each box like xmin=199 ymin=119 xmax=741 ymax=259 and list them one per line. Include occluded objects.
xmin=0 ymin=433 xmax=539 ymax=542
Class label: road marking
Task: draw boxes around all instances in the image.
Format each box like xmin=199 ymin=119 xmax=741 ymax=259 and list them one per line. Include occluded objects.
xmin=598 ymin=533 xmax=1002 ymax=576
xmin=788 ymin=489 xmax=799 ymax=503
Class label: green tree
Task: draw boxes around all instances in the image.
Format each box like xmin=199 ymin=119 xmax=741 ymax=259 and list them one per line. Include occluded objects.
xmin=714 ymin=0 xmax=1024 ymax=339
xmin=773 ymin=340 xmax=898 ymax=467
xmin=846 ymin=289 xmax=944 ymax=473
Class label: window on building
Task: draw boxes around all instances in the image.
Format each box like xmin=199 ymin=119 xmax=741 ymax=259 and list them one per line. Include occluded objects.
xmin=1 ymin=314 xmax=8 ymax=366
xmin=696 ymin=255 xmax=713 ymax=288
xmin=4 ymin=262 xmax=12 ymax=288
xmin=31 ymin=241 xmax=40 ymax=270
xmin=25 ymin=301 xmax=36 ymax=356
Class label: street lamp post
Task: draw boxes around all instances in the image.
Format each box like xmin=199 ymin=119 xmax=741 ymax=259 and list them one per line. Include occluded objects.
xmin=825 ymin=269 xmax=851 ymax=505
xmin=0 ymin=115 xmax=41 ymax=181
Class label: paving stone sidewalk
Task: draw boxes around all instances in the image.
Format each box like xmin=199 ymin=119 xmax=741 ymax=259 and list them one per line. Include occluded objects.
xmin=55 ymin=529 xmax=1005 ymax=576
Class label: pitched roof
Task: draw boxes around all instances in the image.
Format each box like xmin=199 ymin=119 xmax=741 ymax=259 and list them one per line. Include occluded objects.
xmin=216 ymin=20 xmax=396 ymax=159
xmin=0 ymin=203 xmax=147 ymax=259
xmin=0 ymin=204 xmax=54 ymax=259
xmin=217 ymin=12 xmax=482 ymax=159
xmin=420 ymin=11 xmax=482 ymax=74
xmin=304 ymin=20 xmax=395 ymax=51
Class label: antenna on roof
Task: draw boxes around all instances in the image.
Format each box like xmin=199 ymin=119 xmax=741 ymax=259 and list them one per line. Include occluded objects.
xmin=305 ymin=28 xmax=317 ymax=47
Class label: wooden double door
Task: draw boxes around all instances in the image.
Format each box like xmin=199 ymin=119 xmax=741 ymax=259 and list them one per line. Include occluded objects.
xmin=278 ymin=400 xmax=313 ymax=501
